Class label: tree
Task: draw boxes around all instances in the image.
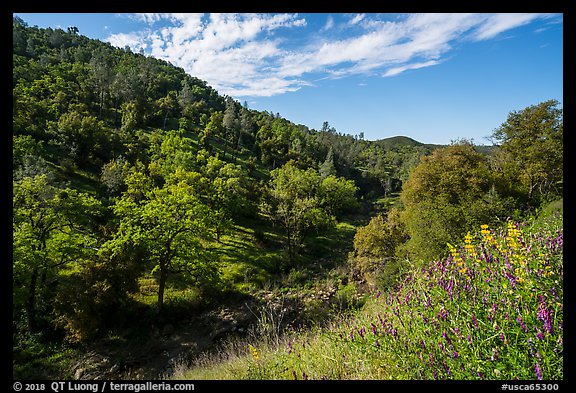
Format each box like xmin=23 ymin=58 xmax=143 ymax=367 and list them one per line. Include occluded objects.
xmin=319 ymin=174 xmax=359 ymax=217
xmin=238 ymin=106 xmax=254 ymax=151
xmin=106 ymin=174 xmax=219 ymax=313
xmin=178 ymin=79 xmax=195 ymax=119
xmin=49 ymin=110 xmax=112 ymax=168
xmin=13 ymin=175 xmax=103 ymax=333
xmin=352 ymin=208 xmax=408 ymax=289
xmin=399 ymin=140 xmax=515 ymax=262
xmin=157 ymin=91 xmax=178 ymax=130
xmin=148 ymin=130 xmax=195 ymax=178
xmin=262 ymin=163 xmax=335 ymax=266
xmin=319 ymin=147 xmax=337 ymax=179
xmin=491 ymin=100 xmax=563 ymax=206
xmin=100 ymin=156 xmax=131 ymax=196
xmin=88 ymin=47 xmax=114 ymax=119
xmin=201 ymin=111 xmax=224 ymax=150
xmin=199 ymin=155 xmax=251 ymax=241
xmin=223 ymin=96 xmax=239 ymax=161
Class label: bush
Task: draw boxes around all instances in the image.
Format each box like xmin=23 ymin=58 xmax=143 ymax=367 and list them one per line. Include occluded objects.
xmin=352 ymin=208 xmax=408 ymax=287
xmin=399 ymin=141 xmax=520 ymax=262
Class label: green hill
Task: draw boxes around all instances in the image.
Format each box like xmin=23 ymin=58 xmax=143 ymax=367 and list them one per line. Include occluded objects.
xmin=372 ymin=135 xmax=425 ymax=149
xmin=13 ymin=15 xmax=560 ymax=381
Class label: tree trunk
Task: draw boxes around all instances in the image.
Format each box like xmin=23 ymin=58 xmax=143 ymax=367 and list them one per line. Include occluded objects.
xmin=26 ymin=268 xmax=38 ymax=332
xmin=163 ymin=109 xmax=170 ymax=130
xmin=98 ymin=90 xmax=103 ymax=119
xmin=157 ymin=263 xmax=168 ymax=314
xmin=285 ymin=225 xmax=295 ymax=266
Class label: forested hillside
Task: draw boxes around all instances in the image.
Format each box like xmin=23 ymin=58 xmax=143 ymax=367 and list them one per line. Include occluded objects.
xmin=12 ymin=16 xmax=562 ymax=380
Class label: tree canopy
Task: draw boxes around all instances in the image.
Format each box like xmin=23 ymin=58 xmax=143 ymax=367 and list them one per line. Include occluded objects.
xmin=12 ymin=18 xmax=562 ymax=368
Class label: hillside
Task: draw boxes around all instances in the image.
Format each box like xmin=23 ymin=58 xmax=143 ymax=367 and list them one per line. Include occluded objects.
xmin=12 ymin=16 xmax=433 ymax=379
xmin=174 ymin=203 xmax=563 ymax=380
xmin=372 ymin=135 xmax=424 ymax=148
xmin=12 ymin=16 xmax=562 ymax=381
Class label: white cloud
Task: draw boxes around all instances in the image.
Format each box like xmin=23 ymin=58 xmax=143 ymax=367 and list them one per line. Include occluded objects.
xmin=383 ymin=60 xmax=442 ymax=77
xmin=349 ymin=13 xmax=366 ymax=26
xmin=106 ymin=31 xmax=148 ymax=52
xmin=322 ymin=15 xmax=334 ymax=31
xmin=105 ymin=13 xmax=560 ymax=98
xmin=472 ymin=13 xmax=554 ymax=41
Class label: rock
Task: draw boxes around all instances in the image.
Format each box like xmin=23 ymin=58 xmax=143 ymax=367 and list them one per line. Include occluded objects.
xmin=109 ymin=364 xmax=120 ymax=374
xmin=74 ymin=368 xmax=84 ymax=379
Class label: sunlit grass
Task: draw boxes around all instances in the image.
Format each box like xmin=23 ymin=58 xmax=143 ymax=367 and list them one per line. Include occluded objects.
xmin=175 ymin=210 xmax=563 ymax=380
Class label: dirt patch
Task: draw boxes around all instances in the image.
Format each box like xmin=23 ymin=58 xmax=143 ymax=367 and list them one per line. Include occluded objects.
xmin=70 ymin=296 xmax=264 ymax=380
xmin=70 ymin=285 xmax=347 ymax=380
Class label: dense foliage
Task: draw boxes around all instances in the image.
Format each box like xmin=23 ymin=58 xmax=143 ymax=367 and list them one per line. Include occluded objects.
xmin=12 ymin=17 xmax=562 ymax=381
xmin=180 ymin=207 xmax=562 ymax=380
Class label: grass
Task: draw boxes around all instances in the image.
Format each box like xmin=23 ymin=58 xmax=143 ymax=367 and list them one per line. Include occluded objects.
xmin=174 ymin=207 xmax=563 ymax=380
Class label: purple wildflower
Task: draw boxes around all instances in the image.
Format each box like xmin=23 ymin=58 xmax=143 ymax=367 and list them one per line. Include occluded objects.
xmin=534 ymin=351 xmax=542 ymax=362
xmin=488 ymin=303 xmax=497 ymax=322
xmin=405 ymin=293 xmax=411 ymax=304
xmin=472 ymin=314 xmax=478 ymax=329
xmin=442 ymin=331 xmax=452 ymax=346
xmin=375 ymin=339 xmax=380 ymax=348
xmin=371 ymin=323 xmax=378 ymax=336
xmin=535 ymin=363 xmax=542 ymax=380
xmin=537 ymin=295 xmax=554 ymax=334
xmin=505 ymin=273 xmax=517 ymax=289
xmin=378 ymin=314 xmax=386 ymax=330
xmin=443 ymin=360 xmax=451 ymax=377
xmin=504 ymin=255 xmax=512 ymax=270
xmin=438 ymin=308 xmax=448 ymax=320
xmin=517 ymin=316 xmax=528 ymax=332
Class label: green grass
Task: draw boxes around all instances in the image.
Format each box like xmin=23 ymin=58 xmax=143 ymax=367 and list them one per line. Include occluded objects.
xmin=174 ymin=207 xmax=563 ymax=380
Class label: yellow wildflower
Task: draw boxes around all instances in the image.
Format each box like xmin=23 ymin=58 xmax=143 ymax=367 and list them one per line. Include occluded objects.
xmin=249 ymin=344 xmax=260 ymax=361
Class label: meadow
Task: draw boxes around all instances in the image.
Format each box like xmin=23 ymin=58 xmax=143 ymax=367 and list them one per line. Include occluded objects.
xmin=174 ymin=206 xmax=563 ymax=380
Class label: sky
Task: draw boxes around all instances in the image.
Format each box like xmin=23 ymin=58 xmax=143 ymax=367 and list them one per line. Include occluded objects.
xmin=14 ymin=13 xmax=563 ymax=145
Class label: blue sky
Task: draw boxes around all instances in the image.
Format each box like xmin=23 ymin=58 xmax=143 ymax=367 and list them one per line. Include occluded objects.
xmin=14 ymin=13 xmax=563 ymax=145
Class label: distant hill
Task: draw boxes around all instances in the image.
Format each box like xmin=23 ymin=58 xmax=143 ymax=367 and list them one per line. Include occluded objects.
xmin=371 ymin=135 xmax=425 ymax=149
xmin=372 ymin=135 xmax=495 ymax=155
